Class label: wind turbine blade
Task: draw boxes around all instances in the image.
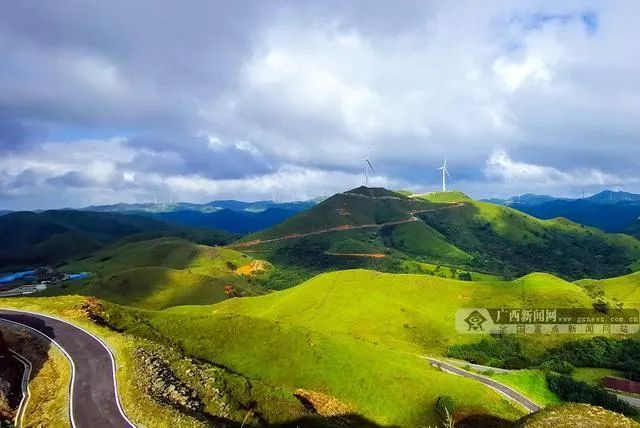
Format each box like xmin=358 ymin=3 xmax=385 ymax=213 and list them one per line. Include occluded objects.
xmin=445 ymin=168 xmax=451 ymax=179
xmin=366 ymin=159 xmax=376 ymax=174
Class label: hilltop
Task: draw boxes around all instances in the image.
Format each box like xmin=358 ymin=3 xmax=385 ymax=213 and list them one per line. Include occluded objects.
xmin=231 ymin=187 xmax=640 ymax=283
xmin=45 ymin=237 xmax=267 ymax=309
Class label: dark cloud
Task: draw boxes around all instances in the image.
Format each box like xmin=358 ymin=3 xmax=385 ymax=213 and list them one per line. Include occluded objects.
xmin=0 ymin=1 xmax=639 ymax=209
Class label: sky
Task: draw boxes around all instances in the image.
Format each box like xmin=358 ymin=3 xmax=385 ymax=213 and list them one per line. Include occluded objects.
xmin=1 ymin=0 xmax=639 ymax=209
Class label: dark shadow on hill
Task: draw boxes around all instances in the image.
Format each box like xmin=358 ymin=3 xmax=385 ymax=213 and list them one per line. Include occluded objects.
xmin=417 ymin=201 xmax=640 ymax=280
xmin=455 ymin=414 xmax=513 ymax=428
xmin=267 ymin=414 xmax=398 ymax=428
xmin=0 ymin=317 xmax=54 ymax=419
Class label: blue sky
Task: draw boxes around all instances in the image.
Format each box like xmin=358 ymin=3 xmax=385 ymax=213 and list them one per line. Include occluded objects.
xmin=0 ymin=0 xmax=639 ymax=209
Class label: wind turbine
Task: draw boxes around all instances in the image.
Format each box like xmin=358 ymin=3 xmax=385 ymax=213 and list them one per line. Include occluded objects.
xmin=363 ymin=147 xmax=375 ymax=186
xmin=438 ymin=159 xmax=451 ymax=192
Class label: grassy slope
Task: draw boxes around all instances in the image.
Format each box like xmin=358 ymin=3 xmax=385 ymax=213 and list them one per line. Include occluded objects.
xmin=118 ymin=307 xmax=522 ymax=426
xmin=97 ymin=269 xmax=613 ymax=426
xmin=490 ymin=370 xmax=562 ymax=407
xmin=575 ymin=271 xmax=640 ymax=308
xmin=518 ymin=403 xmax=640 ymax=427
xmin=416 ymin=195 xmax=640 ymax=279
xmin=47 ymin=238 xmax=266 ymax=310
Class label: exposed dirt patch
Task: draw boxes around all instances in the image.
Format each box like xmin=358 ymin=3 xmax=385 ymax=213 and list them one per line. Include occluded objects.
xmin=293 ymin=389 xmax=354 ymax=417
xmin=235 ymin=260 xmax=271 ymax=277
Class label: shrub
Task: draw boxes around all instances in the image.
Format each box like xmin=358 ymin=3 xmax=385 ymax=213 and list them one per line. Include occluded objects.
xmin=546 ymin=373 xmax=637 ymax=416
xmin=435 ymin=395 xmax=455 ymax=420
xmin=540 ymin=358 xmax=575 ymax=374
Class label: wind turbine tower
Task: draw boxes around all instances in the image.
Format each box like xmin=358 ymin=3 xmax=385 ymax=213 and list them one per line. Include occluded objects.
xmin=363 ymin=149 xmax=375 ymax=186
xmin=438 ymin=159 xmax=451 ymax=192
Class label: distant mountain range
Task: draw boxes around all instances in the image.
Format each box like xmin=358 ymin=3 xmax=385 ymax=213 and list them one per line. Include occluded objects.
xmin=78 ymin=199 xmax=319 ymax=234
xmin=484 ymin=190 xmax=640 ymax=233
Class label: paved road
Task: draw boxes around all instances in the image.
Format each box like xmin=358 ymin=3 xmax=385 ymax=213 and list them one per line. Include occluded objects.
xmin=426 ymin=358 xmax=541 ymax=413
xmin=610 ymin=391 xmax=640 ymax=409
xmin=0 ymin=309 xmax=135 ymax=428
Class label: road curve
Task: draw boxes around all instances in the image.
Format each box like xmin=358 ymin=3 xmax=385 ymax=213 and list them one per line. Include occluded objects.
xmin=426 ymin=358 xmax=541 ymax=413
xmin=0 ymin=309 xmax=135 ymax=428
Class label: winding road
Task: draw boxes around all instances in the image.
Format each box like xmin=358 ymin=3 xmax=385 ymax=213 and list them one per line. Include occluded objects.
xmin=0 ymin=309 xmax=135 ymax=428
xmin=426 ymin=358 xmax=541 ymax=413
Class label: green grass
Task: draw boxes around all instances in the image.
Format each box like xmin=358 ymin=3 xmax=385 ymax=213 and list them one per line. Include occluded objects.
xmin=575 ymin=271 xmax=640 ymax=308
xmin=235 ymin=187 xmax=640 ymax=282
xmin=401 ymin=260 xmax=501 ymax=281
xmin=44 ymin=238 xmax=267 ymax=309
xmin=6 ymin=267 xmax=639 ymax=426
xmin=110 ymin=305 xmax=523 ymax=426
xmin=572 ymin=368 xmax=624 ymax=385
xmin=415 ymin=190 xmax=472 ymax=203
xmin=416 ymin=198 xmax=640 ymax=279
xmin=490 ymin=370 xmax=561 ymax=408
xmin=95 ymin=269 xmax=613 ymax=426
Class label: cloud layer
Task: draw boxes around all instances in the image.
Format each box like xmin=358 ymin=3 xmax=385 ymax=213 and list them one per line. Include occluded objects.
xmin=1 ymin=1 xmax=639 ymax=209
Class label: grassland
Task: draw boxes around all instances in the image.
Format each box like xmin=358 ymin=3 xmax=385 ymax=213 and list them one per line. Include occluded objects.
xmin=415 ymin=195 xmax=640 ymax=279
xmin=234 ymin=187 xmax=640 ymax=284
xmin=88 ymin=268 xmax=632 ymax=426
xmin=517 ymin=403 xmax=640 ymax=427
xmin=575 ymin=271 xmax=640 ymax=308
xmin=490 ymin=370 xmax=562 ymax=408
xmin=572 ymin=368 xmax=623 ymax=385
xmin=4 ymin=266 xmax=640 ymax=426
xmin=43 ymin=238 xmax=267 ymax=310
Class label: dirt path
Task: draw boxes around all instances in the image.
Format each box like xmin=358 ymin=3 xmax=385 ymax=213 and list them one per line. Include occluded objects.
xmin=226 ymin=202 xmax=464 ymax=249
xmin=324 ymin=252 xmax=387 ymax=258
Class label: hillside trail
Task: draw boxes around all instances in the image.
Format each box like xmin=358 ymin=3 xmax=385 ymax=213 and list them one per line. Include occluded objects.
xmin=226 ymin=202 xmax=464 ymax=249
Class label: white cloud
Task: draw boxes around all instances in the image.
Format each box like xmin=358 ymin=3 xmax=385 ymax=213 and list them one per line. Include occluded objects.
xmin=485 ymin=149 xmax=630 ymax=188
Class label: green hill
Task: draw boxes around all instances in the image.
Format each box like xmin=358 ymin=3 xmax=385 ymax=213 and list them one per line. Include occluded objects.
xmin=575 ymin=271 xmax=640 ymax=308
xmin=414 ymin=197 xmax=640 ymax=279
xmin=232 ymin=188 xmax=474 ymax=285
xmin=45 ymin=237 xmax=266 ymax=309
xmin=231 ymin=187 xmax=640 ymax=283
xmin=0 ymin=210 xmax=235 ymax=270
xmin=94 ymin=269 xmax=622 ymax=426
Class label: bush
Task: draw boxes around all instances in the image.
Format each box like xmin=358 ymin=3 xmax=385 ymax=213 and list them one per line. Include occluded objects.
xmin=457 ymin=271 xmax=472 ymax=281
xmin=540 ymin=359 xmax=575 ymax=374
xmin=546 ymin=373 xmax=637 ymax=416
xmin=542 ymin=337 xmax=640 ymax=381
xmin=446 ymin=336 xmax=531 ymax=369
xmin=435 ymin=395 xmax=455 ymax=420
